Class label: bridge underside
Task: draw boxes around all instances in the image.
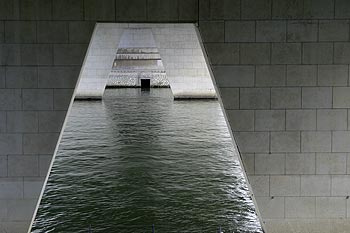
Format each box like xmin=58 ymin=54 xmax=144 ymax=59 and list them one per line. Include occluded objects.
xmin=1 ymin=0 xmax=350 ymax=232
xmin=74 ymin=24 xmax=217 ymax=100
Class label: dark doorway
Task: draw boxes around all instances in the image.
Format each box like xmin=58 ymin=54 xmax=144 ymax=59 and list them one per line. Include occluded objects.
xmin=141 ymin=79 xmax=151 ymax=88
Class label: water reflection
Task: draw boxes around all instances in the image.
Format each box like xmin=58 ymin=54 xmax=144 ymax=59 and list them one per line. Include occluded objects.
xmin=32 ymin=89 xmax=262 ymax=233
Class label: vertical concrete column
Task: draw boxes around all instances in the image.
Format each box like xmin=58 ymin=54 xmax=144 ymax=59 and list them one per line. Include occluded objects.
xmin=75 ymin=24 xmax=124 ymax=99
xmin=151 ymin=24 xmax=216 ymax=98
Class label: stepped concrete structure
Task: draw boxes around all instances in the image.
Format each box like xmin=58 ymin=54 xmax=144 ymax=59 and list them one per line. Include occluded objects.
xmin=75 ymin=25 xmax=216 ymax=99
xmin=1 ymin=1 xmax=350 ymax=232
xmin=107 ymin=28 xmax=169 ymax=88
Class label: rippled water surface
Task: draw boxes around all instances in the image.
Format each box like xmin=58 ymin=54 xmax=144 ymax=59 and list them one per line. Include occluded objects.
xmin=32 ymin=89 xmax=262 ymax=233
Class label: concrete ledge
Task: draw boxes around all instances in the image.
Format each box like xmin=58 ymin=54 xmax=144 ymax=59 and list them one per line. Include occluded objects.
xmin=173 ymin=90 xmax=217 ymax=100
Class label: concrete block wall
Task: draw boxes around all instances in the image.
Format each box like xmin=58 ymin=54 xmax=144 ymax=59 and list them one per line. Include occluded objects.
xmin=202 ymin=1 xmax=350 ymax=232
xmin=0 ymin=0 xmax=350 ymax=232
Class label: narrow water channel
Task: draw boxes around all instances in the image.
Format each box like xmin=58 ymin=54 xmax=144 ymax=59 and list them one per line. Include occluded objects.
xmin=32 ymin=88 xmax=262 ymax=233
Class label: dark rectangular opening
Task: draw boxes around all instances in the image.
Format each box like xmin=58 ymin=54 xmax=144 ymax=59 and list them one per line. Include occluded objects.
xmin=141 ymin=79 xmax=150 ymax=88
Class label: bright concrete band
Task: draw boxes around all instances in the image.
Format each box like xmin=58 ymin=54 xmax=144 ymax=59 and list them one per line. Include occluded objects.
xmin=75 ymin=24 xmax=216 ymax=99
xmin=1 ymin=0 xmax=350 ymax=232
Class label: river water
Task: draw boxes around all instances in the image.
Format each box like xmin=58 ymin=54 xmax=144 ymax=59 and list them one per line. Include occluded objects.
xmin=32 ymin=88 xmax=262 ymax=233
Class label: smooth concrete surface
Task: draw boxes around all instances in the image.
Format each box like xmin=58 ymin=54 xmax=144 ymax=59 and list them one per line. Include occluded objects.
xmin=1 ymin=0 xmax=350 ymax=233
xmin=75 ymin=24 xmax=216 ymax=99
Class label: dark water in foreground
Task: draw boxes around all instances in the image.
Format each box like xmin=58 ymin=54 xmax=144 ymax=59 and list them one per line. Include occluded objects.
xmin=32 ymin=89 xmax=262 ymax=233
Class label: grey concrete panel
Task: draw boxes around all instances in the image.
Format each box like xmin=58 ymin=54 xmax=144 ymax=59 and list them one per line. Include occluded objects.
xmin=255 ymin=196 xmax=285 ymax=219
xmin=0 ymin=156 xmax=7 ymax=177
xmin=24 ymin=177 xmax=44 ymax=199
xmin=147 ymin=0 xmax=178 ymax=21
xmin=7 ymin=199 xmax=36 ymax=221
xmin=319 ymin=20 xmax=349 ymax=42
xmin=23 ymin=133 xmax=59 ymax=155
xmin=270 ymin=175 xmax=301 ymax=196
xmin=318 ymin=65 xmax=348 ymax=87
xmin=285 ymin=197 xmax=315 ymax=218
xmin=271 ymin=87 xmax=301 ymax=109
xmin=241 ymin=0 xmax=271 ymax=19
xmin=21 ymin=44 xmax=53 ymax=66
xmin=334 ymin=43 xmax=350 ymax=64
xmin=116 ymin=0 xmax=147 ymax=21
xmin=286 ymin=109 xmax=316 ymax=130
xmin=255 ymin=110 xmax=285 ymax=131
xmin=226 ymin=110 xmax=254 ymax=131
xmin=53 ymin=0 xmax=83 ymax=20
xmin=331 ymin=175 xmax=350 ymax=195
xmin=335 ymin=0 xmax=350 ymax=19
xmin=0 ymin=67 xmax=4 ymax=88
xmin=178 ymin=0 xmax=198 ymax=21
xmin=38 ymin=111 xmax=66 ymax=133
xmin=6 ymin=111 xmax=38 ymax=133
xmin=0 ymin=44 xmax=21 ymax=66
xmin=317 ymin=109 xmax=347 ymax=130
xmin=249 ymin=175 xmax=270 ymax=196
xmin=301 ymin=175 xmax=331 ymax=196
xmin=6 ymin=67 xmax=38 ymax=88
xmin=256 ymin=21 xmax=286 ymax=42
xmin=287 ymin=20 xmax=318 ymax=42
xmin=272 ymin=0 xmax=304 ymax=19
xmin=69 ymin=21 xmax=95 ymax=44
xmin=0 ymin=0 xmax=20 ymax=20
xmin=53 ymin=44 xmax=87 ymax=66
xmin=303 ymin=0 xmax=335 ymax=19
xmin=234 ymin=132 xmax=269 ymax=153
xmin=255 ymin=153 xmax=285 ymax=175
xmin=240 ymin=88 xmax=270 ymax=109
xmin=286 ymin=153 xmax=316 ymax=174
xmin=302 ymin=87 xmax=332 ymax=108
xmin=240 ymin=43 xmax=271 ymax=64
xmin=271 ymin=132 xmax=301 ymax=153
xmin=205 ymin=43 xmax=239 ymax=65
xmin=20 ymin=0 xmax=52 ymax=20
xmin=316 ymin=197 xmax=346 ymax=218
xmin=303 ymin=43 xmax=333 ymax=64
xmin=38 ymin=66 xmax=79 ymax=88
xmin=225 ymin=21 xmax=255 ymax=42
xmin=241 ymin=153 xmax=254 ymax=175
xmin=0 ymin=89 xmax=22 ymax=110
xmin=208 ymin=0 xmax=240 ymax=20
xmin=219 ymin=88 xmax=239 ymax=109
xmin=286 ymin=65 xmax=317 ymax=86
xmin=22 ymin=89 xmax=53 ymax=111
xmin=8 ymin=155 xmax=39 ymax=177
xmin=316 ymin=153 xmax=347 ymax=175
xmin=5 ymin=21 xmax=36 ymax=43
xmin=198 ymin=0 xmax=210 ymax=20
xmin=332 ymin=131 xmax=350 ymax=152
xmin=0 ymin=134 xmax=22 ymax=155
xmin=0 ymin=21 xmax=3 ymax=43
xmin=0 ymin=112 xmax=5 ymax=133
xmin=0 ymin=178 xmax=23 ymax=199
xmin=256 ymin=65 xmax=286 ymax=87
xmin=271 ymin=43 xmax=301 ymax=64
xmin=301 ymin=131 xmax=332 ymax=152
xmin=333 ymin=87 xmax=350 ymax=108
xmin=37 ymin=21 xmax=68 ymax=44
xmin=53 ymin=89 xmax=74 ymax=110
xmin=212 ymin=66 xmax=254 ymax=87
xmin=198 ymin=21 xmax=224 ymax=42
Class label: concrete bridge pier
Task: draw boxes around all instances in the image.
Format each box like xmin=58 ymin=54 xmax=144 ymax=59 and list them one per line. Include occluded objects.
xmin=0 ymin=0 xmax=350 ymax=232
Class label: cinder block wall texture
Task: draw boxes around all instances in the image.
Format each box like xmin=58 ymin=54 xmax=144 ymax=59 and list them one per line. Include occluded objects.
xmin=1 ymin=0 xmax=350 ymax=232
